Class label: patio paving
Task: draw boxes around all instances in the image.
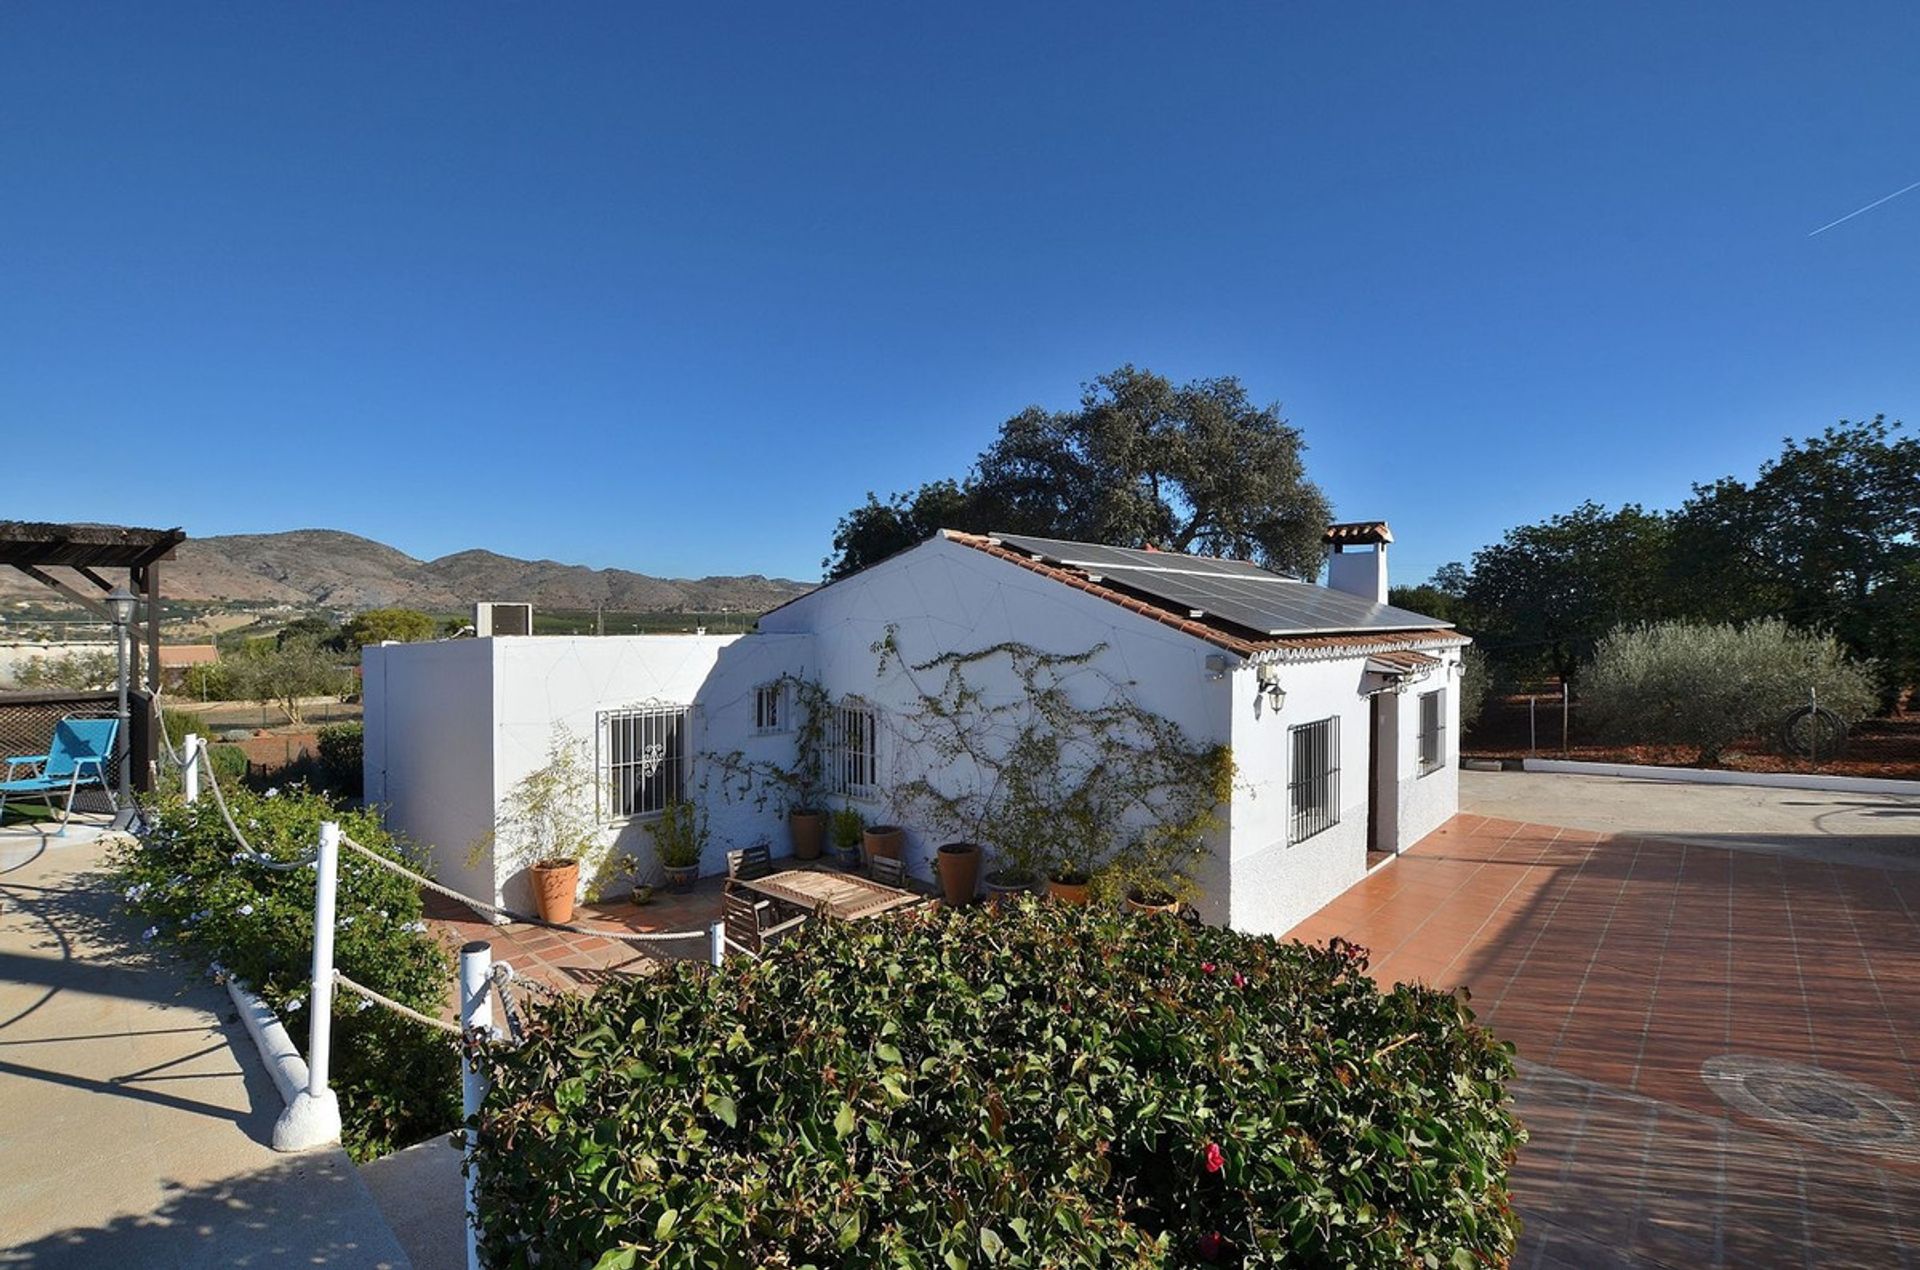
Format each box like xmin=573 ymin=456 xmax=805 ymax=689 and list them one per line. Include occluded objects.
xmin=1288 ymin=811 xmax=1920 ymax=1269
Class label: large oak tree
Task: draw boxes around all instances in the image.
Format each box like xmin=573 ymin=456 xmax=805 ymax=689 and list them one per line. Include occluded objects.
xmin=825 ymin=366 xmax=1331 ymax=580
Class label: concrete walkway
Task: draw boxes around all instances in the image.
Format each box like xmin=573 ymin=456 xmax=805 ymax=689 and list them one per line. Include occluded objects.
xmin=0 ymin=820 xmax=411 ymax=1267
xmin=1460 ymin=768 xmax=1920 ymax=870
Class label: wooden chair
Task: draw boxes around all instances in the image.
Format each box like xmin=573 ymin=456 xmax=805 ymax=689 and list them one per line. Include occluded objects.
xmin=722 ymin=890 xmax=806 ymax=957
xmin=868 ymin=855 xmax=906 ymax=890
xmin=726 ymin=844 xmax=772 ymax=887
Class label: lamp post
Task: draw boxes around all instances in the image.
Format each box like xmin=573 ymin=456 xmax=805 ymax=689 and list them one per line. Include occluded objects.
xmin=105 ymin=585 xmax=138 ymax=808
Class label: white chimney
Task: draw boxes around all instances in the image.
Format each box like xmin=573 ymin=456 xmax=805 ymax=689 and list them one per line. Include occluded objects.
xmin=1323 ymin=522 xmax=1392 ymax=605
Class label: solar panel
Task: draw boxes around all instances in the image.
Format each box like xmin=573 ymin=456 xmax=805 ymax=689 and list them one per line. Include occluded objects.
xmin=989 ymin=532 xmax=1282 ymax=579
xmin=986 ymin=531 xmax=1450 ymax=637
xmin=1094 ymin=565 xmax=1446 ymax=636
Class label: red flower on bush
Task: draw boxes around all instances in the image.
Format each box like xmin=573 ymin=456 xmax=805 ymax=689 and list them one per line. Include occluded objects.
xmin=1231 ymin=972 xmax=1247 ymax=988
xmin=1201 ymin=961 xmax=1216 ymax=975
xmin=1196 ymin=1231 xmax=1227 ymax=1261
xmin=1203 ymin=1141 xmax=1225 ymax=1173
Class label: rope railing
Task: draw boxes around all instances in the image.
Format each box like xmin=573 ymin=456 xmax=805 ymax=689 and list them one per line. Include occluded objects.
xmin=145 ymin=695 xmax=736 ymax=1270
xmin=336 ymin=830 xmax=712 ymax=945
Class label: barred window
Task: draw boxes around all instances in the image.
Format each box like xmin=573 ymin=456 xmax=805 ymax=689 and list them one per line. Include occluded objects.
xmin=599 ymin=704 xmax=689 ymax=820
xmin=1418 ymin=689 xmax=1446 ymax=776
xmin=753 ymin=682 xmax=786 ymax=734
xmin=1288 ymin=716 xmax=1340 ymax=844
xmin=823 ymin=701 xmax=878 ymax=798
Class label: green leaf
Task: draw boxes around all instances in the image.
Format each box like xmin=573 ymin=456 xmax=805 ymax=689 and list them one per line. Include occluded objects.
xmin=979 ymin=1226 xmax=1004 ymax=1259
xmin=592 ymin=1249 xmax=638 ymax=1270
xmin=834 ymin=1102 xmax=855 ymax=1139
xmin=707 ymin=1093 xmax=738 ymax=1128
xmin=654 ymin=1208 xmax=678 ymax=1240
xmin=876 ymin=1042 xmax=903 ymax=1065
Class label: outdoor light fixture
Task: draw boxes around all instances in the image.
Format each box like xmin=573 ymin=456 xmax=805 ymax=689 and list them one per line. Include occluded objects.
xmin=105 ymin=585 xmax=138 ymax=627
xmin=106 ymin=585 xmax=137 ymax=812
xmin=1255 ymin=662 xmax=1287 ymax=711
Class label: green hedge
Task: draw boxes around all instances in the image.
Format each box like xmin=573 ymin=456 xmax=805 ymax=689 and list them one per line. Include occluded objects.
xmin=475 ymin=903 xmax=1523 ymax=1267
xmin=113 ymin=787 xmax=459 ymax=1159
xmin=317 ymin=721 xmax=365 ymax=799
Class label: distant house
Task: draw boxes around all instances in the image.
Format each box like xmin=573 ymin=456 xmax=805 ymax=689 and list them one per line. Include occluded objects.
xmin=156 ymin=643 xmax=219 ymax=689
xmin=365 ymin=523 xmax=1465 ymax=936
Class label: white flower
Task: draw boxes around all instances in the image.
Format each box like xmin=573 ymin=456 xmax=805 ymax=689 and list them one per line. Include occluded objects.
xmin=264 ymin=788 xmax=279 ymax=799
xmin=402 ymin=920 xmax=427 ymax=934
xmin=238 ymin=904 xmax=255 ymax=917
xmin=142 ymin=926 xmax=159 ymax=941
xmin=339 ymin=915 xmax=356 ymax=927
xmin=285 ymin=996 xmax=304 ymax=1013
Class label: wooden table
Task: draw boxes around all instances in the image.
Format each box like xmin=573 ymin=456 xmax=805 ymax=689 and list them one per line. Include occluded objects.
xmin=735 ymin=868 xmax=921 ymax=921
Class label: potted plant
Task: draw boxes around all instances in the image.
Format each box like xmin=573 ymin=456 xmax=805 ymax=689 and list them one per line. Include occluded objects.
xmin=829 ymin=805 xmax=864 ymax=868
xmin=652 ymin=798 xmax=706 ymax=889
xmin=982 ymin=838 xmax=1042 ymax=906
xmin=530 ymin=857 xmax=581 ymax=924
xmin=487 ymin=731 xmax=603 ymax=926
xmin=936 ymin=841 xmax=981 ymax=905
xmin=862 ymin=822 xmax=905 ymax=862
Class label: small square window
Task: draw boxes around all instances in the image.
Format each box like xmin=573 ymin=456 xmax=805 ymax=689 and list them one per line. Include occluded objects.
xmin=753 ymin=682 xmax=787 ymax=734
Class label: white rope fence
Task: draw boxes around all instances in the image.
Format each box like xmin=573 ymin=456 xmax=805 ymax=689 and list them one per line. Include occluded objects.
xmin=147 ymin=697 xmax=732 ymax=1270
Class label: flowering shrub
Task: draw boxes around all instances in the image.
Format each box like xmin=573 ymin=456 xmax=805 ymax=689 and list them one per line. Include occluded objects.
xmin=113 ymin=786 xmax=459 ymax=1160
xmin=475 ymin=902 xmax=1523 ymax=1267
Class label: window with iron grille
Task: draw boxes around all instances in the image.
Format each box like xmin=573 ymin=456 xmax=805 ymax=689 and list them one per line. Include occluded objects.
xmin=598 ymin=704 xmax=689 ymax=820
xmin=823 ymin=701 xmax=878 ymax=798
xmin=1288 ymin=715 xmax=1340 ymax=844
xmin=753 ymin=682 xmax=786 ymax=734
xmin=1418 ymin=689 xmax=1446 ymax=776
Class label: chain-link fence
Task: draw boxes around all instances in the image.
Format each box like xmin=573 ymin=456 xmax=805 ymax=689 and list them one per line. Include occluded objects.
xmin=0 ymin=688 xmax=132 ymax=812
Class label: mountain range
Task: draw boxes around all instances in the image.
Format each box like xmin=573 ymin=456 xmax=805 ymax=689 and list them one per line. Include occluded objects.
xmin=4 ymin=529 xmax=813 ymax=614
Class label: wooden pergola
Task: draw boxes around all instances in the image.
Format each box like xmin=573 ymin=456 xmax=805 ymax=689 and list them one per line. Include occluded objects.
xmin=0 ymin=521 xmax=187 ymax=790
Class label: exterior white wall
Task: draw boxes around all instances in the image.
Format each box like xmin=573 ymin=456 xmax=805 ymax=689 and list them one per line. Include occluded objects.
xmin=1224 ymin=657 xmax=1377 ymax=937
xmin=758 ymin=537 xmax=1235 ymax=903
xmin=365 ymin=635 xmax=775 ymax=914
xmin=489 ymin=634 xmax=748 ymax=911
xmin=1390 ymin=659 xmax=1462 ymax=851
xmin=363 ymin=640 xmax=497 ymax=909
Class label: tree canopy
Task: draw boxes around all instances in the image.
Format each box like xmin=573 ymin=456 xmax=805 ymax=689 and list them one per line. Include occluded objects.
xmin=826 ymin=367 xmax=1331 ymax=580
xmin=342 ymin=607 xmax=437 ymax=647
xmin=1426 ymin=417 xmax=1918 ymax=699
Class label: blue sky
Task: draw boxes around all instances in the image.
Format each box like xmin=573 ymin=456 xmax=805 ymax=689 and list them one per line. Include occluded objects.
xmin=3 ymin=4 xmax=1915 ymax=586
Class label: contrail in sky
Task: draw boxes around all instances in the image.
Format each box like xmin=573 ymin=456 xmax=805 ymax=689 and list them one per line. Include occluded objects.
xmin=1807 ymin=178 xmax=1920 ymax=237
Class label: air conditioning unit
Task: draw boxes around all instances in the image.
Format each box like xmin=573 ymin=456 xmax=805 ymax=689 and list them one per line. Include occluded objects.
xmin=474 ymin=602 xmax=532 ymax=637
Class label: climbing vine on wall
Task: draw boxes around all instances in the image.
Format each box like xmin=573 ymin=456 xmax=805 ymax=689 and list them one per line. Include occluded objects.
xmin=702 ymin=674 xmax=832 ymax=816
xmin=874 ymin=627 xmax=1232 ymax=902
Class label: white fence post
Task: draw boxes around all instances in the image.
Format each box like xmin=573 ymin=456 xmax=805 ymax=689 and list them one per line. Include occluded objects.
xmin=273 ymin=820 xmax=343 ymax=1150
xmin=182 ymin=734 xmax=201 ymax=805
xmin=709 ymin=920 xmax=725 ymax=967
xmin=460 ymin=941 xmax=497 ymax=1270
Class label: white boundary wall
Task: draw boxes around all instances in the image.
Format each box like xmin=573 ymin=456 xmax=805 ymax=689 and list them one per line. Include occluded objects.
xmin=1523 ymin=757 xmax=1920 ymax=798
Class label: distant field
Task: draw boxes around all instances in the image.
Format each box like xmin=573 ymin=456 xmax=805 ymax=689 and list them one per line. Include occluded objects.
xmin=525 ymin=609 xmax=762 ymax=635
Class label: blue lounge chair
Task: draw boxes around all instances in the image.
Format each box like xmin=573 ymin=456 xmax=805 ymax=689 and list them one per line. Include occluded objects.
xmin=1 ymin=716 xmax=120 ymax=833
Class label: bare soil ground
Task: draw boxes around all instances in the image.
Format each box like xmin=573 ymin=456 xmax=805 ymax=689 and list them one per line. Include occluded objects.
xmin=1464 ymin=692 xmax=1920 ymax=780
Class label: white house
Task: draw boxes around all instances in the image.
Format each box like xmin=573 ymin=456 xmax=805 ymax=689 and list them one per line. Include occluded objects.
xmin=364 ymin=522 xmax=1466 ymax=936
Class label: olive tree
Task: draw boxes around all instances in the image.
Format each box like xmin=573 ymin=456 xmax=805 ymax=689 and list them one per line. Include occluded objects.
xmin=1582 ymin=619 xmax=1877 ymax=764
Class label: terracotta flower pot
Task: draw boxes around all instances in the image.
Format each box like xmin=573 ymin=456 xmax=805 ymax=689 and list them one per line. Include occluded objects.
xmin=1124 ymin=889 xmax=1180 ymax=917
xmin=789 ymin=809 xmax=827 ymax=860
xmin=664 ymin=863 xmax=699 ymax=889
xmin=1047 ymin=874 xmax=1091 ymax=905
xmin=863 ymin=824 xmax=905 ymax=862
xmin=936 ymin=841 xmax=981 ymax=906
xmin=531 ymin=858 xmax=580 ymax=924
